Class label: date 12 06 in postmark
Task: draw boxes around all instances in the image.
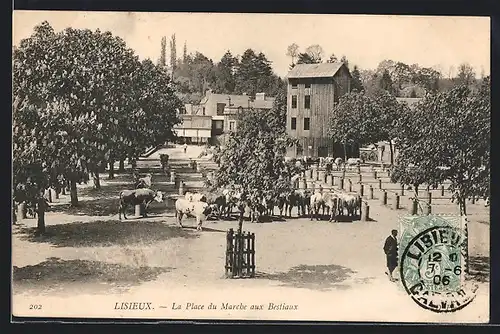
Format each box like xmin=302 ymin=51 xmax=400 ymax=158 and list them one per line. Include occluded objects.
xmin=398 ymin=214 xmax=478 ymax=313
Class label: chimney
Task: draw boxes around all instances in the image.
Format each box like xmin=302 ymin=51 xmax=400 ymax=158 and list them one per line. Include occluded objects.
xmin=256 ymin=92 xmax=265 ymax=101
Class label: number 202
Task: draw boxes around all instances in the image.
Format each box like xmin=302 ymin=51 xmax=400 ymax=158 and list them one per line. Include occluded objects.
xmin=29 ymin=304 xmax=42 ymax=310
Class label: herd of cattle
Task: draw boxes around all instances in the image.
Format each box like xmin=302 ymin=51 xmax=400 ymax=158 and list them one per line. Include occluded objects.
xmin=118 ymin=181 xmax=363 ymax=231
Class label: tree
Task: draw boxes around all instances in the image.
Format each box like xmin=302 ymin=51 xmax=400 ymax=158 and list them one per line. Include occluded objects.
xmin=340 ymin=55 xmax=349 ymax=68
xmin=212 ymin=107 xmax=297 ymax=232
xmin=297 ymin=52 xmax=317 ymax=65
xmin=159 ymin=36 xmax=167 ymax=68
xmin=328 ymin=91 xmax=382 ymax=161
xmin=170 ymin=34 xmax=177 ymax=77
xmin=13 ymin=21 xmax=182 ymax=235
xmin=390 ymin=82 xmax=490 ymax=274
xmin=286 ymin=43 xmax=299 ymax=66
xmin=305 ymin=44 xmax=324 ymax=63
xmin=380 ymin=69 xmax=395 ymax=94
xmin=371 ymin=90 xmax=408 ymax=165
xmin=183 ymin=41 xmax=188 ymax=64
xmin=213 ymin=50 xmax=238 ymax=94
xmin=456 ymin=63 xmax=476 ymax=87
xmin=351 ymin=65 xmax=364 ymax=92
xmin=326 ymin=54 xmax=338 ymax=63
xmin=234 ymin=49 xmax=275 ymax=96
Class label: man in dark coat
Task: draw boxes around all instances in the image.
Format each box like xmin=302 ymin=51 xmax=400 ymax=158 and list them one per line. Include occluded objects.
xmin=383 ymin=229 xmax=399 ymax=282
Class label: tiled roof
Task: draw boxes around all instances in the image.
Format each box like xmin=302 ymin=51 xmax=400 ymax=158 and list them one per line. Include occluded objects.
xmin=251 ymin=98 xmax=275 ymax=109
xmin=207 ymin=93 xmax=251 ymax=108
xmin=286 ymin=62 xmax=345 ymax=79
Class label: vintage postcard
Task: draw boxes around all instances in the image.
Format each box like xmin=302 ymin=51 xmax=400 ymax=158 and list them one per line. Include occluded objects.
xmin=11 ymin=11 xmax=490 ymax=323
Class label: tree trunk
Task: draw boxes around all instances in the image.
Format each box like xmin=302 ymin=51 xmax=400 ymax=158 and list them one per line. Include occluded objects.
xmin=118 ymin=159 xmax=125 ymax=172
xmin=108 ymin=159 xmax=115 ymax=179
xmin=343 ymin=142 xmax=348 ymax=164
xmin=458 ymin=196 xmax=470 ymax=275
xmin=36 ymin=195 xmax=46 ymax=236
xmin=70 ymin=179 xmax=78 ymax=207
xmin=93 ymin=169 xmax=101 ymax=189
xmin=389 ymin=140 xmax=394 ymax=166
xmin=238 ymin=211 xmax=244 ymax=235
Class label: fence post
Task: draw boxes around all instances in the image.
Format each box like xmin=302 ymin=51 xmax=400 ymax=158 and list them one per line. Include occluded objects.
xmin=135 ymin=204 xmax=144 ymax=217
xmin=225 ymin=229 xmax=234 ymax=278
xmin=410 ymin=199 xmax=418 ymax=215
xmin=426 ymin=203 xmax=432 ymax=215
xmin=441 ymin=184 xmax=445 ymax=197
xmin=340 ymin=178 xmax=344 ymax=190
xmin=373 ymin=170 xmax=377 ymax=179
xmin=342 ymin=170 xmax=346 ymax=179
xmin=359 ymin=184 xmax=364 ymax=197
xmin=358 ymin=174 xmax=362 ymax=183
xmin=327 ymin=174 xmax=333 ymax=186
xmin=17 ymin=202 xmax=27 ymax=220
xmin=381 ymin=190 xmax=387 ymax=205
xmin=400 ymin=184 xmax=405 ymax=196
xmin=250 ymin=233 xmax=256 ymax=278
xmin=369 ymin=185 xmax=374 ymax=200
xmin=361 ymin=202 xmax=369 ymax=221
xmin=392 ymin=194 xmax=400 ymax=210
xmin=378 ymin=179 xmax=383 ymax=189
xmin=357 ymin=166 xmax=361 ymax=174
xmin=427 ymin=191 xmax=432 ymax=205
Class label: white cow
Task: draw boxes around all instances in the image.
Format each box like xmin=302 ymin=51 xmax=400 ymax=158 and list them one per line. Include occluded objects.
xmin=185 ymin=192 xmax=207 ymax=202
xmin=175 ymin=198 xmax=212 ymax=231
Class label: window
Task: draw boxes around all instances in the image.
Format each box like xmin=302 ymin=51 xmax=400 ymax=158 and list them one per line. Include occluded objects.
xmin=202 ymin=107 xmax=206 ymax=115
xmin=291 ymin=117 xmax=297 ymax=130
xmin=305 ymin=83 xmax=311 ymax=88
xmin=304 ymin=95 xmax=311 ymax=109
xmin=216 ymin=103 xmax=225 ymax=116
xmin=291 ymin=81 xmax=298 ymax=89
xmin=304 ymin=117 xmax=310 ymax=130
xmin=229 ymin=121 xmax=235 ymax=131
xmin=291 ymin=95 xmax=297 ymax=109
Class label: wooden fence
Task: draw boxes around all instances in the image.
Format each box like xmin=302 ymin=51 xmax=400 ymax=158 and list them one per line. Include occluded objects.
xmin=225 ymin=228 xmax=256 ymax=279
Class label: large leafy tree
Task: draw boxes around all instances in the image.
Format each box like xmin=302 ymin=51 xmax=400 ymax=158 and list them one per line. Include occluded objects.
xmin=371 ymin=90 xmax=409 ymax=165
xmin=327 ymin=91 xmax=382 ymax=161
xmin=212 ymin=99 xmax=297 ymax=231
xmin=390 ymin=81 xmax=490 ymax=273
xmin=13 ymin=21 xmax=182 ymax=234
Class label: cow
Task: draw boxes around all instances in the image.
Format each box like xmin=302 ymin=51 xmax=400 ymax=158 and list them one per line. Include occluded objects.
xmin=135 ymin=174 xmax=152 ymax=189
xmin=174 ymin=198 xmax=213 ymax=231
xmin=185 ymin=192 xmax=207 ymax=202
xmin=334 ymin=157 xmax=343 ymax=171
xmin=321 ymin=191 xmax=341 ymax=222
xmin=222 ymin=189 xmax=243 ymax=218
xmin=295 ymin=189 xmax=311 ymax=217
xmin=310 ymin=191 xmax=325 ymax=221
xmin=337 ymin=192 xmax=362 ymax=219
xmin=118 ymin=188 xmax=164 ymax=220
xmin=346 ymin=158 xmax=362 ymax=171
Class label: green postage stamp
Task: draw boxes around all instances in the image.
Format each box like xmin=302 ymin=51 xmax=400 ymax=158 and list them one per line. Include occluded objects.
xmin=398 ymin=214 xmax=478 ymax=313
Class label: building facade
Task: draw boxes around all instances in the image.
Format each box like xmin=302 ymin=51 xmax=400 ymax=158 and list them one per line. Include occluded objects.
xmin=285 ymin=62 xmax=354 ymax=158
xmin=174 ymin=90 xmax=275 ymax=145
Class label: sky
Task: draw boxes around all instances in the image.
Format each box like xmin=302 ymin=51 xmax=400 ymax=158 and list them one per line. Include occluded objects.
xmin=12 ymin=11 xmax=490 ymax=78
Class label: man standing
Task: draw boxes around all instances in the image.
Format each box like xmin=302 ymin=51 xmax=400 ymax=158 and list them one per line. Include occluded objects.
xmin=183 ymin=143 xmax=188 ymax=154
xmin=383 ymin=229 xmax=399 ymax=282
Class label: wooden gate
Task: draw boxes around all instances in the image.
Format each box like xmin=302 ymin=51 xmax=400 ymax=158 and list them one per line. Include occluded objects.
xmin=225 ymin=228 xmax=255 ymax=278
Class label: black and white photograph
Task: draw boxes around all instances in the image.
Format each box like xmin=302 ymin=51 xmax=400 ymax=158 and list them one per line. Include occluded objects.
xmin=11 ymin=11 xmax=490 ymax=322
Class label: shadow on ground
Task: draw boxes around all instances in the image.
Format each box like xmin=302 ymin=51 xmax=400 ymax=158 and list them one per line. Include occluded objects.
xmin=257 ymin=264 xmax=365 ymax=291
xmin=16 ymin=220 xmax=199 ymax=247
xmin=13 ymin=257 xmax=172 ymax=295
xmin=469 ymin=256 xmax=490 ymax=283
